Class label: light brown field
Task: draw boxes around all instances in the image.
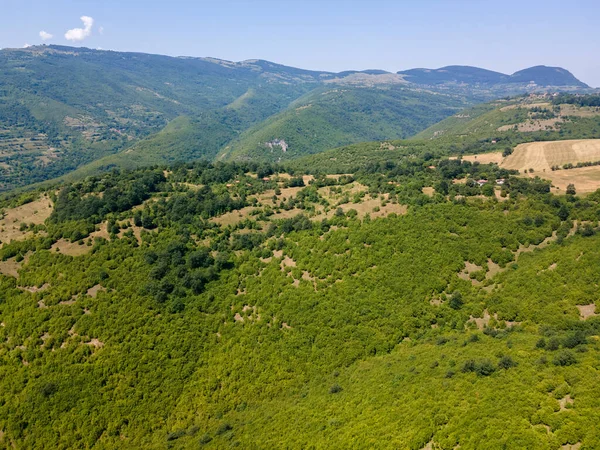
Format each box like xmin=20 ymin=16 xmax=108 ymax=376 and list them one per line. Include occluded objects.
xmin=51 ymin=239 xmax=92 ymax=257
xmin=461 ymin=152 xmax=504 ymax=164
xmin=0 ymin=259 xmax=23 ymax=277
xmin=498 ymin=118 xmax=564 ymax=132
xmin=500 ymin=139 xmax=600 ymax=193
xmin=500 ymin=102 xmax=551 ymax=111
xmin=503 ymin=139 xmax=600 ymax=173
xmin=51 ymin=223 xmax=110 ymax=256
xmin=312 ymin=195 xmax=407 ymax=221
xmin=0 ymin=195 xmax=53 ymax=244
xmin=211 ymin=207 xmax=258 ymax=226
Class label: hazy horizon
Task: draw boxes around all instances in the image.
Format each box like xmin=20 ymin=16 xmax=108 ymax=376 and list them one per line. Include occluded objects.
xmin=2 ymin=0 xmax=599 ymax=86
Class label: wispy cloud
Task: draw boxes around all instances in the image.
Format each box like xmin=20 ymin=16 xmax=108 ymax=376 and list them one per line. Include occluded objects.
xmin=65 ymin=16 xmax=94 ymax=41
xmin=39 ymin=31 xmax=53 ymax=41
xmin=99 ymin=26 xmax=104 ymax=35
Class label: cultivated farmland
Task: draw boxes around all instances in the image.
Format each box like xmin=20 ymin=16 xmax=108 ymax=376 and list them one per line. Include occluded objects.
xmin=502 ymin=139 xmax=600 ymax=172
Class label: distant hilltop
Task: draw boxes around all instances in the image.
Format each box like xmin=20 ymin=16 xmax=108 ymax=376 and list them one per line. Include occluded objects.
xmin=398 ymin=64 xmax=589 ymax=88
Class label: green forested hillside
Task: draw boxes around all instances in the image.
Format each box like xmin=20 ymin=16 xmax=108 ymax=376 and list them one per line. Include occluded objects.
xmin=1 ymin=45 xmax=593 ymax=191
xmin=287 ymin=97 xmax=600 ymax=175
xmin=414 ymin=95 xmax=600 ymax=142
xmin=1 ymin=144 xmax=600 ymax=448
xmin=0 ymin=46 xmax=319 ymax=190
xmin=218 ymin=86 xmax=468 ymax=163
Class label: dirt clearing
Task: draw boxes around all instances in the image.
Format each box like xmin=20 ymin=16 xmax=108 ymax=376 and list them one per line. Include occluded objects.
xmin=0 ymin=195 xmax=52 ymax=244
xmin=576 ymin=304 xmax=597 ymax=320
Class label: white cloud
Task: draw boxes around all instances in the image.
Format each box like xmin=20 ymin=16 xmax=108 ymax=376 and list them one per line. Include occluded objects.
xmin=23 ymin=43 xmax=31 ymax=48
xmin=39 ymin=31 xmax=53 ymax=41
xmin=65 ymin=16 xmax=94 ymax=41
xmin=99 ymin=26 xmax=104 ymax=35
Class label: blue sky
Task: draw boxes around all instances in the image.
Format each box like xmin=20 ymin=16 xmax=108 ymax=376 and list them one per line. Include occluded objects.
xmin=2 ymin=0 xmax=599 ymax=86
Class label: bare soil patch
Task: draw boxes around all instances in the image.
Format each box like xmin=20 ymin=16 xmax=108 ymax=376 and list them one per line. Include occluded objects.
xmin=559 ymin=395 xmax=574 ymax=411
xmin=280 ymin=256 xmax=297 ymax=270
xmin=240 ymin=304 xmax=260 ymax=321
xmin=92 ymin=222 xmax=110 ymax=240
xmin=468 ymin=310 xmax=492 ymax=330
xmin=429 ymin=295 xmax=445 ymax=306
xmin=19 ymin=282 xmax=50 ymax=293
xmin=39 ymin=333 xmax=51 ymax=349
xmin=86 ymin=338 xmax=104 ymax=348
xmin=538 ymin=263 xmax=557 ymax=274
xmin=87 ymin=284 xmax=106 ymax=297
xmin=422 ymin=187 xmax=435 ymax=197
xmin=533 ymin=165 xmax=600 ymax=194
xmin=52 ymin=223 xmax=110 ymax=256
xmin=458 ymin=261 xmax=484 ymax=284
xmin=485 ymin=259 xmax=503 ymax=279
xmin=576 ymin=304 xmax=597 ymax=320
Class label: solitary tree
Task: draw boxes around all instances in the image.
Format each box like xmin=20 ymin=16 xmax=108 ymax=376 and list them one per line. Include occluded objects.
xmin=566 ymin=184 xmax=576 ymax=195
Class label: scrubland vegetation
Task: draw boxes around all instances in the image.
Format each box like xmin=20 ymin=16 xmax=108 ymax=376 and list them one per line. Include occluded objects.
xmin=1 ymin=142 xmax=600 ymax=448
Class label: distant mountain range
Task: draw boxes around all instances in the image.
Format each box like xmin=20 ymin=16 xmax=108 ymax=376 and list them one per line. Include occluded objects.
xmin=0 ymin=44 xmax=594 ymax=191
xmin=398 ymin=65 xmax=589 ymax=88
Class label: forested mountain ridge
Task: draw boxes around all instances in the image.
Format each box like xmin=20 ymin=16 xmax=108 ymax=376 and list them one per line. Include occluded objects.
xmin=399 ymin=65 xmax=589 ymax=89
xmin=0 ymin=45 xmax=593 ymax=191
xmin=2 ymin=134 xmax=600 ymax=447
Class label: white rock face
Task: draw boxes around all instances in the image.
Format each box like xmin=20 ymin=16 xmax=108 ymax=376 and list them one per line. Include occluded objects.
xmin=266 ymin=139 xmax=288 ymax=153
